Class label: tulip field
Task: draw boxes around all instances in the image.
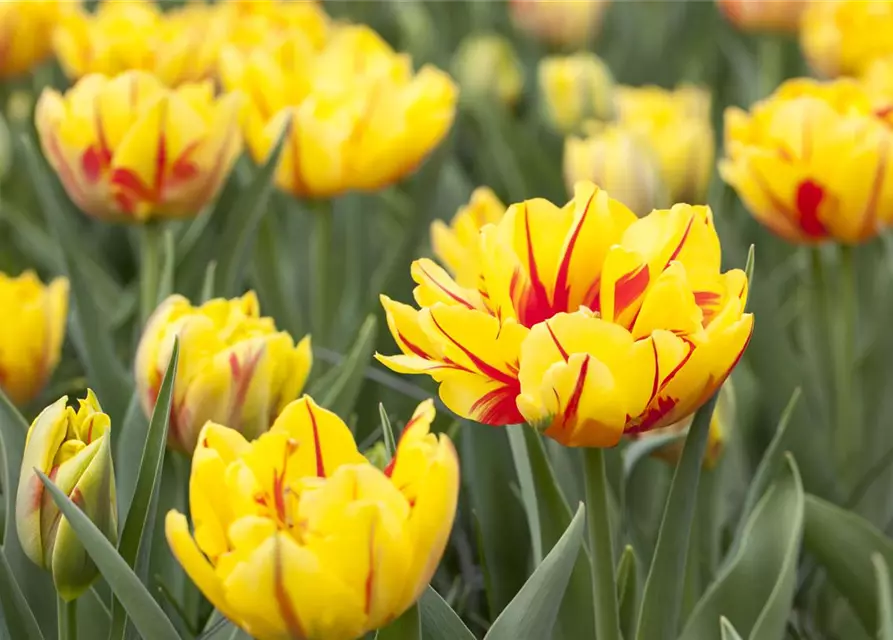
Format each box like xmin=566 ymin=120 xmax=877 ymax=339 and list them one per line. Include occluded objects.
xmin=3 ymin=0 xmax=893 ymax=639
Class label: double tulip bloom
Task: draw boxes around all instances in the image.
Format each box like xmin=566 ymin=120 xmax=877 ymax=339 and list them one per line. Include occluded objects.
xmin=166 ymin=396 xmax=459 ymax=640
xmin=801 ymin=0 xmax=893 ymax=78
xmin=378 ymin=182 xmax=753 ymax=447
xmin=721 ymin=78 xmax=893 ymax=244
xmin=135 ymin=292 xmax=312 ymax=453
xmin=0 ymin=271 xmax=68 ymax=406
xmin=17 ymin=391 xmax=117 ymax=600
xmin=0 ymin=0 xmax=73 ymax=78
xmin=35 ymin=70 xmax=242 ymax=223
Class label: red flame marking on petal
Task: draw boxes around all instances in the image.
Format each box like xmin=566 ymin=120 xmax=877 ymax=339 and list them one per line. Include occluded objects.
xmin=561 ymin=354 xmax=590 ymax=430
xmin=545 ymin=321 xmax=570 ymax=362
xmin=305 ymin=401 xmax=326 ymax=478
xmin=795 ymin=180 xmax=827 ymax=238
xmin=273 ymin=535 xmax=306 ymax=639
xmin=418 ymin=262 xmax=475 ymax=309
xmin=429 ymin=314 xmax=517 ymax=387
xmin=552 ymin=190 xmax=595 ymax=313
xmin=364 ymin=518 xmax=377 ymax=616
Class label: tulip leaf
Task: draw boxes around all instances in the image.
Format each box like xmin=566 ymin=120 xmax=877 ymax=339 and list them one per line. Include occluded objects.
xmin=636 ymin=393 xmax=718 ymax=640
xmin=744 ymin=244 xmax=755 ymax=293
xmin=678 ymin=455 xmax=804 ymax=640
xmin=201 ymin=261 xmax=218 ymax=304
xmin=110 ymin=340 xmax=179 ymax=640
xmin=314 ymin=314 xmax=378 ymax=417
xmin=375 ymin=604 xmax=420 ymax=640
xmin=37 ymin=471 xmax=180 ymax=640
xmin=418 ymin=586 xmax=476 ymax=640
xmin=874 ymin=554 xmax=893 ymax=640
xmin=115 ymin=394 xmax=149 ymax=521
xmin=617 ymin=545 xmax=639 ymax=640
xmin=217 ymin=115 xmax=292 ymax=297
xmin=506 ymin=425 xmax=543 ymax=564
xmin=802 ymin=493 xmax=893 ymax=633
xmin=0 ymin=547 xmax=44 ymax=640
xmin=379 ymin=403 xmax=396 ymax=460
xmin=623 ymin=433 xmax=685 ymax=480
xmin=485 ymin=503 xmax=586 ymax=640
xmin=720 ymin=617 xmax=745 ymax=640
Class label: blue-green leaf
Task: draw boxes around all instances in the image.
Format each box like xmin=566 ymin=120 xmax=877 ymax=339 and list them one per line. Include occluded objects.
xmin=379 ymin=403 xmax=396 ymax=460
xmin=720 ymin=617 xmax=745 ymax=640
xmin=507 ymin=425 xmax=543 ymax=565
xmin=0 ymin=548 xmax=44 ymax=640
xmin=419 ymin=587 xmax=475 ymax=640
xmin=617 ymin=545 xmax=638 ymax=640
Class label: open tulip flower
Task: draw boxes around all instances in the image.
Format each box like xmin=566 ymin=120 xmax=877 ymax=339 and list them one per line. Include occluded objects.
xmin=0 ymin=0 xmax=75 ymax=79
xmin=378 ymin=181 xmax=753 ymax=447
xmin=801 ymin=0 xmax=893 ymax=78
xmin=166 ymin=396 xmax=459 ymax=640
xmin=220 ymin=24 xmax=457 ymax=198
xmin=721 ymin=78 xmax=893 ymax=244
xmin=135 ymin=292 xmax=312 ymax=453
xmin=35 ymin=70 xmax=242 ymax=222
xmin=0 ymin=271 xmax=68 ymax=406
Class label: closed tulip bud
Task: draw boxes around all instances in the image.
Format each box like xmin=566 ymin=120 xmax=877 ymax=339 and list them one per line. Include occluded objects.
xmin=721 ymin=77 xmax=893 ymax=244
xmin=0 ymin=0 xmax=75 ymax=79
xmin=378 ymin=182 xmax=753 ymax=446
xmin=614 ymin=84 xmax=715 ymax=205
xmin=453 ymin=34 xmax=525 ymax=108
xmin=0 ymin=271 xmax=68 ymax=406
xmin=16 ymin=391 xmax=117 ymax=601
xmin=717 ymin=0 xmax=806 ymax=34
xmin=135 ymin=292 xmax=312 ymax=453
xmin=801 ymin=0 xmax=893 ymax=78
xmin=510 ymin=0 xmax=609 ymax=49
xmin=166 ymin=396 xmax=459 ymax=640
xmin=220 ymin=25 xmax=457 ymax=198
xmin=539 ymin=52 xmax=614 ymax=134
xmin=564 ymin=122 xmax=664 ymax=216
xmin=35 ymin=70 xmax=242 ymax=223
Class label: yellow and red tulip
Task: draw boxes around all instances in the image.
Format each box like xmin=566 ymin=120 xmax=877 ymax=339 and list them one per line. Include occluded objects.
xmin=214 ymin=0 xmax=329 ymax=54
xmin=801 ymin=0 xmax=893 ymax=78
xmin=539 ymin=52 xmax=614 ymax=134
xmin=0 ymin=0 xmax=75 ymax=79
xmin=720 ymin=77 xmax=893 ymax=244
xmin=509 ymin=0 xmax=610 ymax=50
xmin=35 ymin=70 xmax=242 ymax=222
xmin=134 ymin=292 xmax=312 ymax=453
xmin=16 ymin=391 xmax=117 ymax=600
xmin=378 ymin=182 xmax=753 ymax=447
xmin=0 ymin=271 xmax=68 ymax=406
xmin=717 ymin=0 xmax=806 ymax=34
xmin=166 ymin=396 xmax=458 ymax=640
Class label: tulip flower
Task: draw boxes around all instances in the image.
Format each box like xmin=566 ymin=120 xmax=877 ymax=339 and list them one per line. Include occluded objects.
xmin=801 ymin=0 xmax=893 ymax=78
xmin=509 ymin=0 xmax=609 ymax=49
xmin=539 ymin=52 xmax=614 ymax=134
xmin=720 ymin=77 xmax=893 ymax=244
xmin=717 ymin=0 xmax=806 ymax=34
xmin=35 ymin=70 xmax=242 ymax=222
xmin=166 ymin=396 xmax=459 ymax=640
xmin=0 ymin=271 xmax=68 ymax=406
xmin=564 ymin=122 xmax=664 ymax=216
xmin=613 ymin=84 xmax=715 ymax=206
xmin=214 ymin=0 xmax=329 ymax=53
xmin=452 ymin=34 xmax=525 ymax=108
xmin=135 ymin=292 xmax=312 ymax=453
xmin=16 ymin=390 xmax=117 ymax=600
xmin=0 ymin=0 xmax=74 ymax=79
xmin=378 ymin=181 xmax=753 ymax=447
xmin=863 ymin=56 xmax=893 ymax=120
xmin=220 ymin=25 xmax=457 ymax=198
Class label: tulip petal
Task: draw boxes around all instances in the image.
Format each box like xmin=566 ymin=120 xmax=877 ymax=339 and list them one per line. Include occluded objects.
xmin=599 ymin=245 xmax=650 ymax=328
xmin=411 ymin=259 xmax=482 ymax=310
xmin=632 ymin=262 xmax=704 ymax=340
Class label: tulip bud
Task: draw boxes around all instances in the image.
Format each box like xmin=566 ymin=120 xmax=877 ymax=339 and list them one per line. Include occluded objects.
xmin=539 ymin=52 xmax=614 ymax=134
xmin=16 ymin=391 xmax=117 ymax=601
xmin=453 ymin=34 xmax=525 ymax=108
xmin=510 ymin=0 xmax=609 ymax=50
xmin=717 ymin=0 xmax=806 ymax=34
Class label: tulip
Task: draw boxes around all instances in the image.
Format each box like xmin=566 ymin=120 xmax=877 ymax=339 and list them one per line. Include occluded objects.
xmin=863 ymin=56 xmax=893 ymax=120
xmin=539 ymin=52 xmax=614 ymax=134
xmin=0 ymin=0 xmax=74 ymax=79
xmin=564 ymin=122 xmax=664 ymax=216
xmin=717 ymin=0 xmax=806 ymax=34
xmin=214 ymin=0 xmax=329 ymax=53
xmin=16 ymin=391 xmax=117 ymax=600
xmin=135 ymin=292 xmax=312 ymax=453
xmin=509 ymin=0 xmax=609 ymax=49
xmin=0 ymin=271 xmax=68 ymax=406
xmin=452 ymin=34 xmax=525 ymax=108
xmin=166 ymin=396 xmax=459 ymax=640
xmin=220 ymin=25 xmax=457 ymax=199
xmin=378 ymin=181 xmax=753 ymax=447
xmin=613 ymin=84 xmax=715 ymax=205
xmin=35 ymin=70 xmax=242 ymax=222
xmin=801 ymin=0 xmax=893 ymax=78
xmin=720 ymin=77 xmax=893 ymax=244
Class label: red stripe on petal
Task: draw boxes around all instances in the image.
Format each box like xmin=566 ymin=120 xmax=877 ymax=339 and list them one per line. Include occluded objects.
xmin=546 ymin=321 xmax=570 ymax=362
xmin=364 ymin=519 xmax=376 ymax=615
xmin=552 ymin=190 xmax=596 ymax=312
xmin=305 ymin=401 xmax=326 ymax=478
xmin=469 ymin=384 xmax=523 ymax=425
xmin=82 ymin=146 xmax=105 ymax=183
xmin=795 ymin=180 xmax=827 ymax=238
xmin=517 ymin=205 xmax=554 ymax=327
xmin=561 ymin=354 xmax=590 ymax=429
xmin=665 ymin=214 xmax=694 ymax=268
xmin=430 ymin=314 xmax=518 ymax=386
xmin=613 ymin=265 xmax=650 ymax=322
xmin=418 ymin=262 xmax=475 ymax=309
xmin=273 ymin=535 xmax=306 ymax=639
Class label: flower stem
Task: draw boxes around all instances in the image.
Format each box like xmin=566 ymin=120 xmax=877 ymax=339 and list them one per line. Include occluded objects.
xmin=582 ymin=446 xmax=621 ymax=640
xmin=834 ymin=245 xmax=858 ymax=477
xmin=311 ymin=201 xmax=333 ymax=346
xmin=756 ymin=35 xmax=785 ymax=101
xmin=139 ymin=221 xmax=163 ymax=324
xmin=58 ymin=597 xmax=77 ymax=640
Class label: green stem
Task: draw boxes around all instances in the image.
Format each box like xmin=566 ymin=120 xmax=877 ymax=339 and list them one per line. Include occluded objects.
xmin=58 ymin=597 xmax=77 ymax=640
xmin=311 ymin=202 xmax=333 ymax=346
xmin=139 ymin=222 xmax=163 ymax=324
xmin=834 ymin=245 xmax=858 ymax=477
xmin=582 ymin=447 xmax=621 ymax=640
xmin=756 ymin=35 xmax=785 ymax=101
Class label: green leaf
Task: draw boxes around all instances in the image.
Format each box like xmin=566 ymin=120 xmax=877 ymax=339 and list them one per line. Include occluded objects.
xmin=507 ymin=425 xmax=543 ymax=564
xmin=313 ymin=315 xmax=378 ymax=417
xmin=217 ymin=115 xmax=292 ymax=296
xmin=874 ymin=554 xmax=893 ymax=640
xmin=418 ymin=587 xmax=475 ymax=640
xmin=636 ymin=394 xmax=718 ymax=640
xmin=744 ymin=244 xmax=755 ymax=298
xmin=379 ymin=403 xmax=396 ymax=460
xmin=114 ymin=394 xmax=148 ymax=522
xmin=201 ymin=261 xmax=218 ymax=304
xmin=720 ymin=617 xmax=745 ymax=640
xmin=0 ymin=548 xmax=44 ymax=640
xmin=375 ymin=604 xmax=420 ymax=640
xmin=485 ymin=503 xmax=586 ymax=640
xmin=158 ymin=229 xmax=175 ymax=304
xmin=679 ymin=455 xmax=804 ymax=640
xmin=802 ymin=493 xmax=893 ymax=633
xmin=37 ymin=471 xmax=180 ymax=640
xmin=623 ymin=433 xmax=685 ymax=480
xmin=110 ymin=340 xmax=179 ymax=640
xmin=617 ymin=545 xmax=638 ymax=640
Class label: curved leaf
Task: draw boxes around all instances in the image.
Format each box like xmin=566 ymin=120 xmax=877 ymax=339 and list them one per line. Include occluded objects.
xmin=419 ymin=587 xmax=475 ymax=640
xmin=507 ymin=425 xmax=543 ymax=564
xmin=617 ymin=545 xmax=638 ymax=640
xmin=720 ymin=617 xmax=744 ymax=640
xmin=375 ymin=604 xmax=420 ymax=640
xmin=0 ymin=548 xmax=44 ymax=640
xmin=874 ymin=554 xmax=893 ymax=640
xmin=311 ymin=315 xmax=378 ymax=417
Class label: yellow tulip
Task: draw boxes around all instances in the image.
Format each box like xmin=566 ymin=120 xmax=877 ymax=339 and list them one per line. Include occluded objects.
xmin=716 ymin=0 xmax=806 ymax=33
xmin=220 ymin=25 xmax=457 ymax=198
xmin=17 ymin=390 xmax=117 ymax=600
xmin=564 ymin=122 xmax=664 ymax=216
xmin=0 ymin=0 xmax=74 ymax=79
xmin=863 ymin=56 xmax=893 ymax=120
xmin=720 ymin=77 xmax=893 ymax=244
xmin=134 ymin=292 xmax=312 ymax=453
xmin=509 ymin=0 xmax=609 ymax=49
xmin=0 ymin=271 xmax=68 ymax=406
xmin=166 ymin=396 xmax=458 ymax=640
xmin=53 ymin=0 xmax=223 ymax=86
xmin=801 ymin=0 xmax=893 ymax=78
xmin=614 ymin=84 xmax=715 ymax=205
xmin=452 ymin=34 xmax=525 ymax=108
xmin=214 ymin=0 xmax=329 ymax=53
xmin=539 ymin=52 xmax=614 ymax=134
xmin=378 ymin=181 xmax=753 ymax=447
xmin=35 ymin=70 xmax=242 ymax=222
